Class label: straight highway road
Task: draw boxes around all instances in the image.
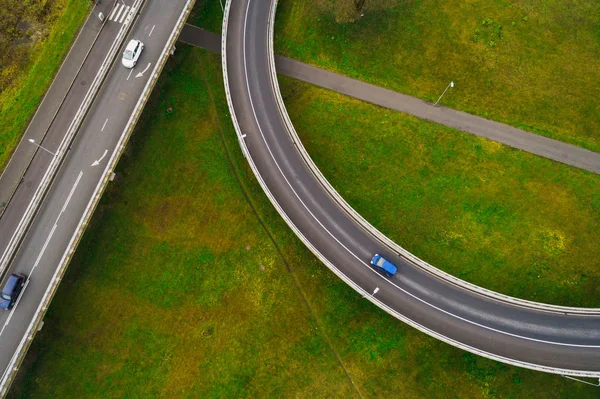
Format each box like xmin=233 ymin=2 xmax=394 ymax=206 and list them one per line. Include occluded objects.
xmin=0 ymin=1 xmax=122 ymax=282
xmin=0 ymin=0 xmax=193 ymax=390
xmin=223 ymin=0 xmax=600 ymax=376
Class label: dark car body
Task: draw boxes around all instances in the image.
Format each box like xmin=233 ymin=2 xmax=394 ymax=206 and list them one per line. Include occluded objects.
xmin=370 ymin=254 xmax=397 ymax=277
xmin=0 ymin=273 xmax=26 ymax=310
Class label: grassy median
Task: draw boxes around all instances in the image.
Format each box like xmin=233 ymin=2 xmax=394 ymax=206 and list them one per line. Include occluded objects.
xmin=275 ymin=0 xmax=600 ymax=152
xmin=9 ymin=46 xmax=599 ymax=398
xmin=0 ymin=0 xmax=91 ymax=170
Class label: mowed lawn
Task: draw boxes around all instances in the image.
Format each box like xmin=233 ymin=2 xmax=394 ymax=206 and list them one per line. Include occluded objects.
xmin=0 ymin=0 xmax=90 ymax=170
xmin=275 ymin=0 xmax=600 ymax=152
xmin=9 ymin=48 xmax=600 ymax=398
xmin=278 ymin=76 xmax=600 ymax=308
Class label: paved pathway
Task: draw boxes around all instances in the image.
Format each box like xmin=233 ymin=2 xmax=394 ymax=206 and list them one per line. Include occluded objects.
xmin=178 ymin=24 xmax=600 ymax=175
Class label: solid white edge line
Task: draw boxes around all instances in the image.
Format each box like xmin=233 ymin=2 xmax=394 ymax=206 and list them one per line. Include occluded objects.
xmin=61 ymin=171 xmax=83 ymax=214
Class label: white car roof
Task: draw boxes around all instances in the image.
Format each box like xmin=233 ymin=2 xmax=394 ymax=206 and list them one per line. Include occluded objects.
xmin=125 ymin=39 xmax=139 ymax=51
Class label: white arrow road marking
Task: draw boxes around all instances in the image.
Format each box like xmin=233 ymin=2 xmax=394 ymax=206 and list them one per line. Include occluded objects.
xmin=91 ymin=149 xmax=108 ymax=167
xmin=135 ymin=63 xmax=151 ymax=78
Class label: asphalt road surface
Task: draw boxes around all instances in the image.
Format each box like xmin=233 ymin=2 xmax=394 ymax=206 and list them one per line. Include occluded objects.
xmin=223 ymin=0 xmax=600 ymax=375
xmin=0 ymin=0 xmax=191 ymax=382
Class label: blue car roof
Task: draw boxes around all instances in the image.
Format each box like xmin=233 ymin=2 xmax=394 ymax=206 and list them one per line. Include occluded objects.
xmin=372 ymin=254 xmax=397 ymax=275
xmin=2 ymin=275 xmax=18 ymax=294
xmin=382 ymin=261 xmax=397 ymax=274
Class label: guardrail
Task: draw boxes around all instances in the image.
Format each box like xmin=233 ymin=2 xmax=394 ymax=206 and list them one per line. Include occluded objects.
xmin=0 ymin=0 xmax=143 ymax=285
xmin=0 ymin=0 xmax=196 ymax=395
xmin=221 ymin=0 xmax=600 ymax=378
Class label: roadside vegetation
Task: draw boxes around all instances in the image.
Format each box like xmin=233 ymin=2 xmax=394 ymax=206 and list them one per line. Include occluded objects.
xmin=9 ymin=46 xmax=599 ymax=398
xmin=0 ymin=0 xmax=90 ymax=170
xmin=275 ymin=0 xmax=600 ymax=152
xmin=279 ymin=76 xmax=600 ymax=307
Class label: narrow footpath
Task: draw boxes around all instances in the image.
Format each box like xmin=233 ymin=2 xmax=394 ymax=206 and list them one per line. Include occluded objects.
xmin=178 ymin=24 xmax=600 ymax=175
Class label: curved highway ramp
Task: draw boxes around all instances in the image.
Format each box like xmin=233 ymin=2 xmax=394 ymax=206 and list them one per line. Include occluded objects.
xmin=222 ymin=0 xmax=600 ymax=377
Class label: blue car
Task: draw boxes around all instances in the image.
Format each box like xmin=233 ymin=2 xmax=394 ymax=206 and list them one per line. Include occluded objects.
xmin=370 ymin=254 xmax=397 ymax=277
xmin=0 ymin=273 xmax=26 ymax=310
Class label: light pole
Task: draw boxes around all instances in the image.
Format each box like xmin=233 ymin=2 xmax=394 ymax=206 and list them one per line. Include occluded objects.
xmin=28 ymin=139 xmax=56 ymax=156
xmin=219 ymin=0 xmax=224 ymax=12
xmin=434 ymin=81 xmax=454 ymax=107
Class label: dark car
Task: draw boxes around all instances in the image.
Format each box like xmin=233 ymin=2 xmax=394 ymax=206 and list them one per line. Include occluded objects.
xmin=370 ymin=254 xmax=398 ymax=277
xmin=0 ymin=273 xmax=26 ymax=310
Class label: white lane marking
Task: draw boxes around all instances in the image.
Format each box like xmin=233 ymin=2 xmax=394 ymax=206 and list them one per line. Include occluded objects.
xmin=31 ymin=223 xmax=57 ymax=274
xmin=35 ymin=170 xmax=82 ymax=271
xmin=127 ymin=68 xmax=134 ymax=80
xmin=109 ymin=4 xmax=121 ymax=20
xmin=118 ymin=6 xmax=131 ymax=24
xmin=135 ymin=63 xmax=151 ymax=79
xmin=61 ymin=171 xmax=83 ymax=214
xmin=241 ymin=0 xmax=600 ymax=349
xmin=91 ymin=150 xmax=108 ymax=167
xmin=149 ymin=24 xmax=156 ymax=37
xmin=112 ymin=4 xmax=124 ymax=21
xmin=101 ymin=118 xmax=109 ymax=132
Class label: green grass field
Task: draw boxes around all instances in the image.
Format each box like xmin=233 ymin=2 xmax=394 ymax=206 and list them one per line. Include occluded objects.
xmin=0 ymin=0 xmax=90 ymax=170
xmin=279 ymin=75 xmax=600 ymax=307
xmin=9 ymin=45 xmax=600 ymax=399
xmin=275 ymin=0 xmax=600 ymax=152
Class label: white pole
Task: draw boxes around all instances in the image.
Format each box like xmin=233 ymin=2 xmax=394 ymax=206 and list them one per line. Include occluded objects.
xmin=434 ymin=81 xmax=454 ymax=107
xmin=219 ymin=0 xmax=224 ymax=12
xmin=28 ymin=139 xmax=57 ymax=156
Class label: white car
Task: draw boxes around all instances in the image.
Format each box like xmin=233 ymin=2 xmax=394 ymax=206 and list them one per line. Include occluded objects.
xmin=122 ymin=39 xmax=144 ymax=68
